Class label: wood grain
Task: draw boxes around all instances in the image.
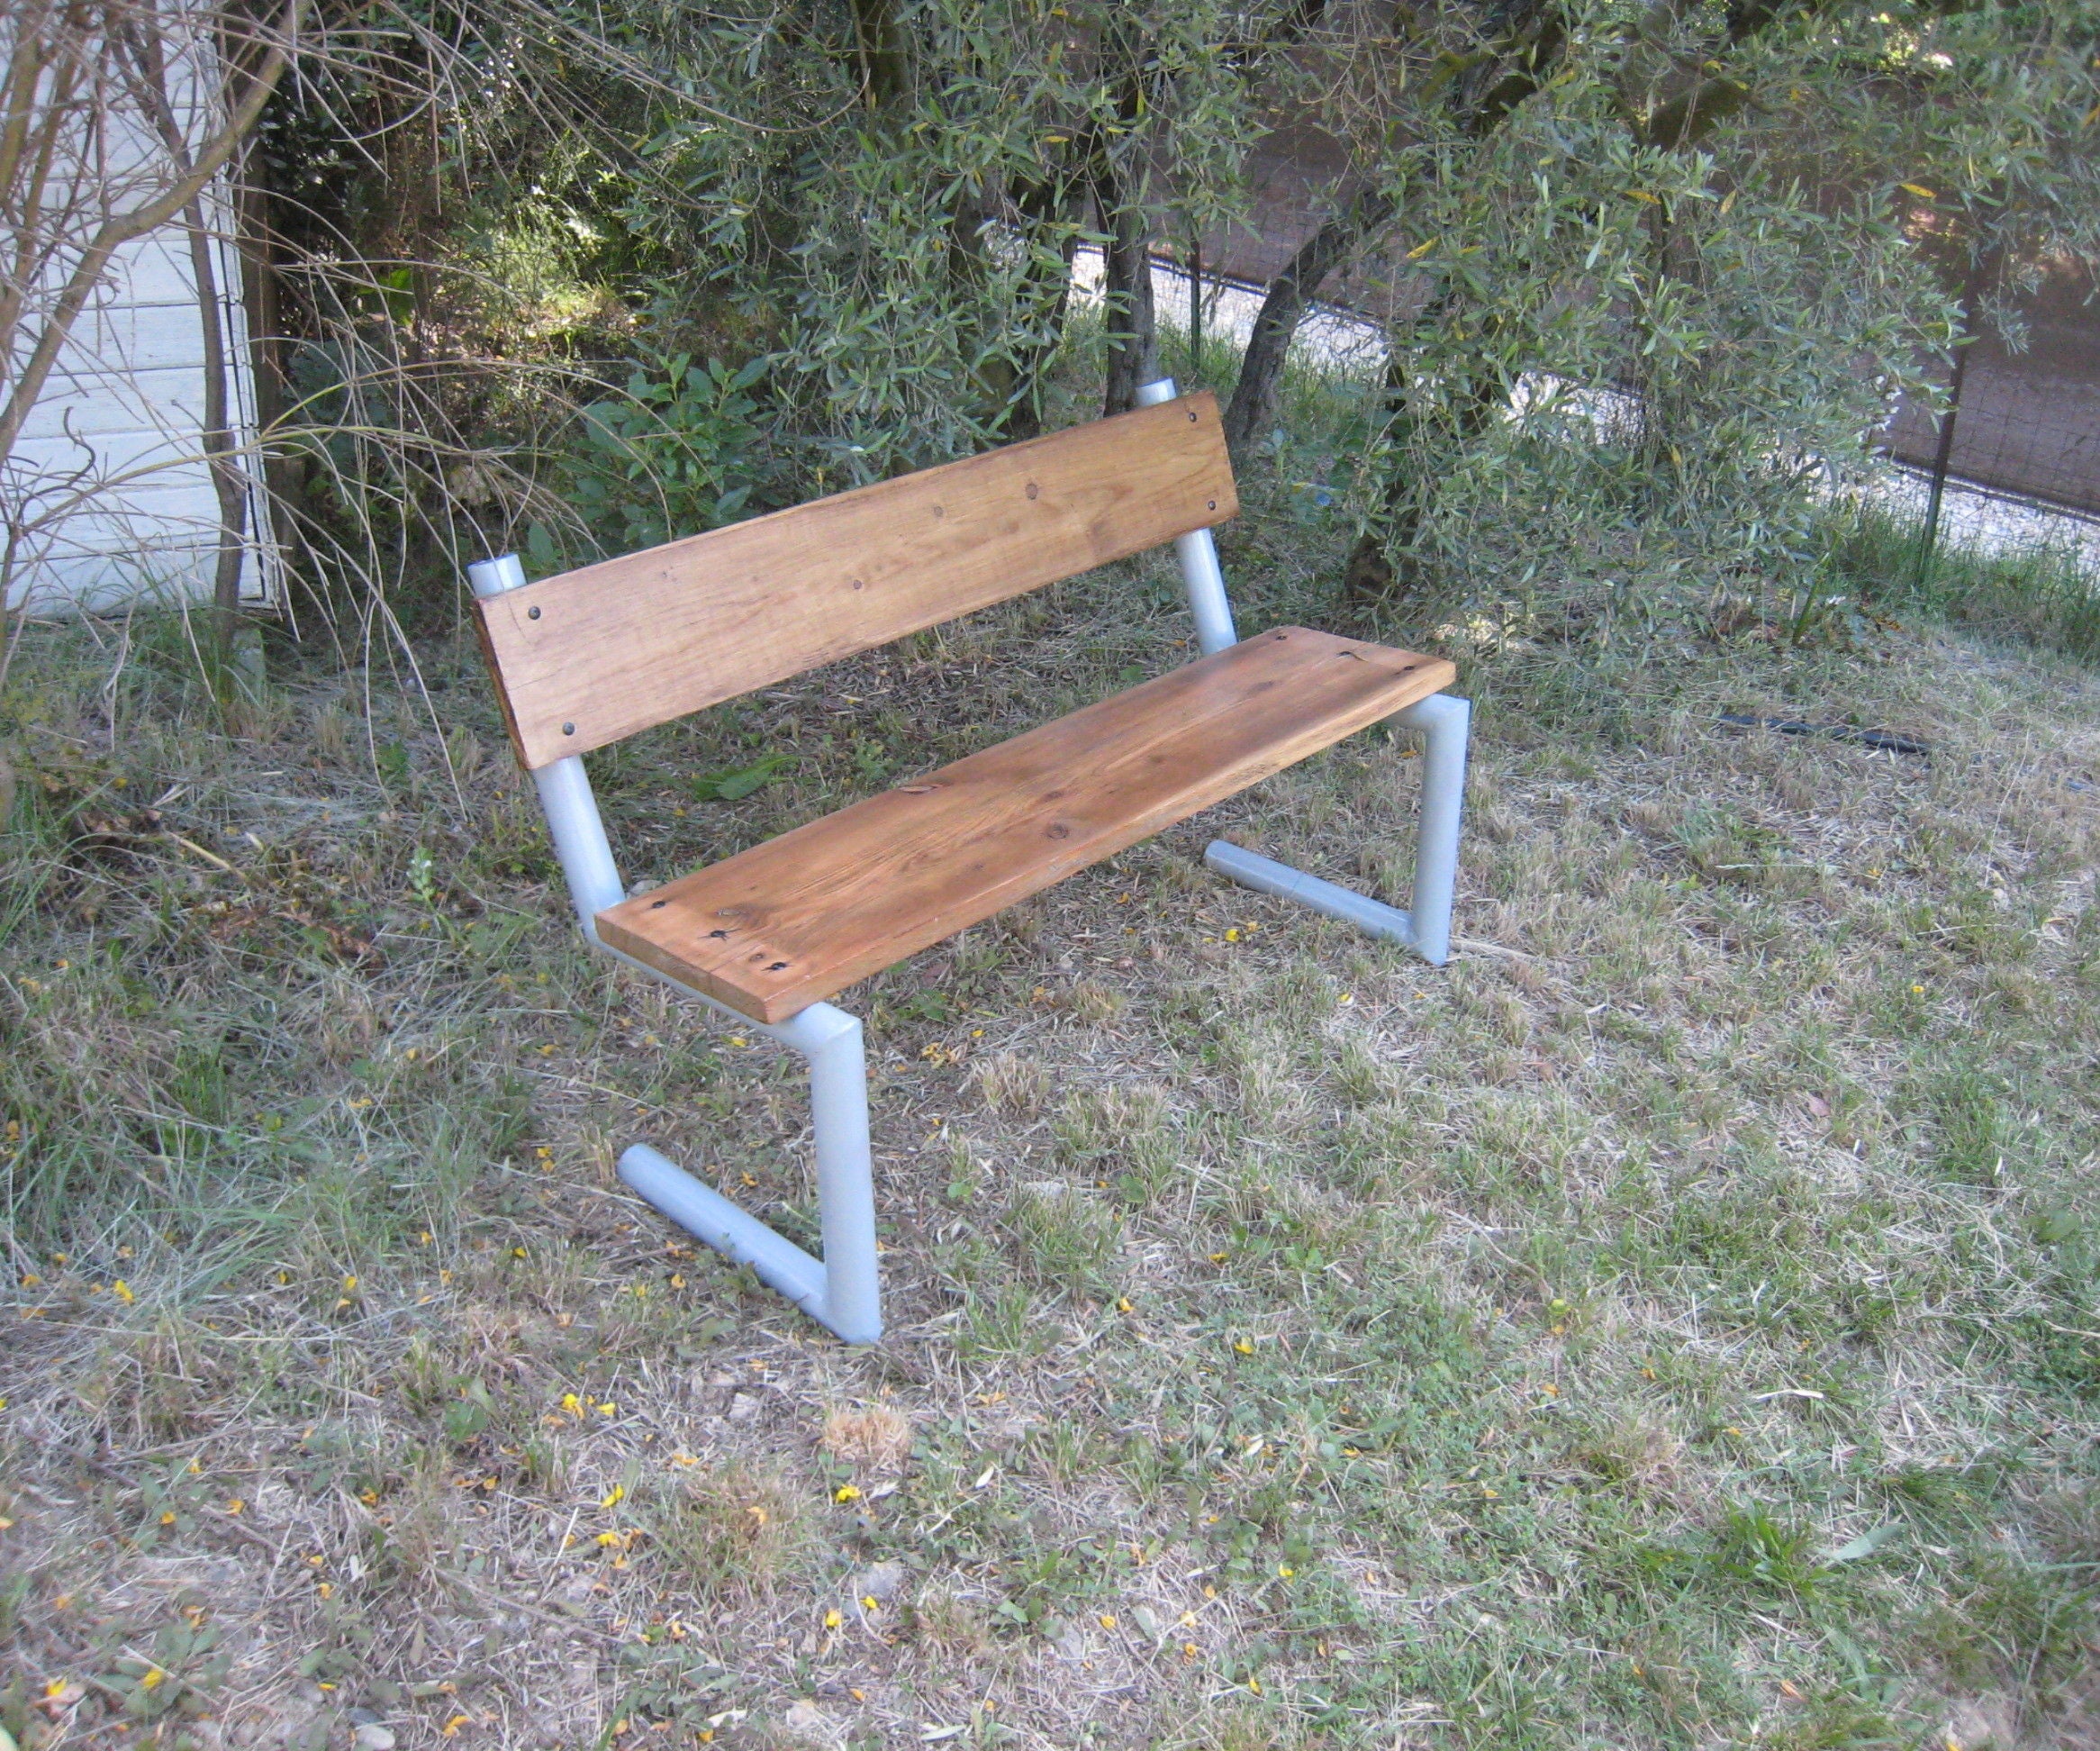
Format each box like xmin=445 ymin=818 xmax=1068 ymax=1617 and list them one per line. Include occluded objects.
xmin=478 ymin=393 xmax=1237 ymax=769
xmin=597 ymin=629 xmax=1455 ymax=1021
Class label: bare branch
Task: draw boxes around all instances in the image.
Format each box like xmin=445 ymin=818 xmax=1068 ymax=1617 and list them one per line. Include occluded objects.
xmin=0 ymin=0 xmax=302 ymax=470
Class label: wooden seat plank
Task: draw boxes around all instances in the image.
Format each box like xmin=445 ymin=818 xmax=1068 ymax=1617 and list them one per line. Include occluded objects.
xmin=597 ymin=628 xmax=1455 ymax=1021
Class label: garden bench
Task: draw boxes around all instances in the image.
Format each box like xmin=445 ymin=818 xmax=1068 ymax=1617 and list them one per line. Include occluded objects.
xmin=468 ymin=378 xmax=1470 ymax=1344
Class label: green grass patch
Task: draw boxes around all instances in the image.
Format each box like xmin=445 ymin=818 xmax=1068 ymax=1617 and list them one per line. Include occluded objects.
xmin=5 ymin=430 xmax=2100 ymax=1746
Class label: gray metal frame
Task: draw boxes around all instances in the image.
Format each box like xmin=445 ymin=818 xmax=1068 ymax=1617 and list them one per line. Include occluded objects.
xmin=468 ymin=378 xmax=1468 ymax=1344
xmin=469 ymin=554 xmax=881 ymax=1343
xmin=1131 ymin=377 xmax=1470 ymax=968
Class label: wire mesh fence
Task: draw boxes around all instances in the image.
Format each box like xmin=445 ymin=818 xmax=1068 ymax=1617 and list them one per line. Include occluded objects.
xmin=1183 ymin=134 xmax=2100 ymax=572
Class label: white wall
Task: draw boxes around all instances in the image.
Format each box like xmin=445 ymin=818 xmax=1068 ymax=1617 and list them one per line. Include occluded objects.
xmin=9 ymin=207 xmax=276 ymax=613
xmin=3 ymin=24 xmax=276 ymax=616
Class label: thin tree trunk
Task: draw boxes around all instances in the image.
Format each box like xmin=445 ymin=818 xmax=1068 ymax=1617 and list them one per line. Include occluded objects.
xmin=1344 ymin=351 xmax=1509 ymax=607
xmin=849 ymin=0 xmax=911 ymax=106
xmin=0 ymin=0 xmax=299 ymax=471
xmin=1343 ymin=286 xmax=1521 ymax=609
xmin=946 ymin=182 xmax=1018 ymax=430
xmin=1188 ymin=232 xmax=1203 ymax=377
xmin=1000 ymin=170 xmax=1082 ymax=442
xmin=1100 ymin=160 xmax=1156 ymax=417
xmin=76 ymin=0 xmax=300 ymax=658
xmin=1222 ymin=187 xmax=1394 ymax=463
xmin=233 ymin=139 xmax=310 ymax=594
xmin=1342 ymin=347 xmax=1417 ymax=609
xmin=1915 ymin=251 xmax=1993 ymax=591
xmin=1915 ymin=344 xmax=1969 ymax=589
xmin=1222 ymin=1 xmax=1566 ymax=482
xmin=181 ymin=193 xmax=250 ymax=657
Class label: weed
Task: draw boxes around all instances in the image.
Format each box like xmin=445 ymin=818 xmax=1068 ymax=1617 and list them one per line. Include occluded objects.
xmin=973 ymin=1051 xmax=1051 ymax=1116
xmin=1831 ymin=496 xmax=2100 ymax=665
xmin=642 ymin=1464 xmax=810 ymax=1599
xmin=820 ymin=1404 xmax=913 ymax=1476
xmin=1004 ymin=1184 xmax=1121 ymax=1294
xmin=1710 ymin=1503 xmax=1823 ymax=1598
xmin=909 ymin=1579 xmax=993 ymax=1656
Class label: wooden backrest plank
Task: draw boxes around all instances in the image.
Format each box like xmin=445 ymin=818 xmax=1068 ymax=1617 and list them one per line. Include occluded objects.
xmin=478 ymin=392 xmax=1236 ymax=768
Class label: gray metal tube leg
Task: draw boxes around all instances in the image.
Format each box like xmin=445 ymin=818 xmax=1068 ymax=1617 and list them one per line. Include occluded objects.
xmin=618 ymin=1143 xmax=829 ymax=1313
xmin=1136 ymin=376 xmax=1239 ymax=655
xmin=779 ymin=1003 xmax=882 ymax=1344
xmin=471 ymin=550 xmax=884 ymax=1344
xmin=1205 ymin=690 xmax=1469 ymax=966
xmin=1389 ymin=691 xmax=1470 ymax=966
xmin=616 ymin=1000 xmax=883 ymax=1345
xmin=1204 ymin=841 xmax=1416 ymax=942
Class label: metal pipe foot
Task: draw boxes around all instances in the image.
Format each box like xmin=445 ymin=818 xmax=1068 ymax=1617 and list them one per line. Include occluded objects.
xmin=617 ymin=1146 xmax=882 ymax=1344
xmin=1205 ymin=840 xmax=1417 ymax=947
xmin=1205 ymin=689 xmax=1469 ymax=969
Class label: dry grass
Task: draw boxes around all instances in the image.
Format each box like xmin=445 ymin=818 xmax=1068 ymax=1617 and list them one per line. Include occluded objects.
xmin=3 ymin=561 xmax=2100 ymax=1751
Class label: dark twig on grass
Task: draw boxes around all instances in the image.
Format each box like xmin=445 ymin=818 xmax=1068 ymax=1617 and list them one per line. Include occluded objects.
xmin=1716 ymin=714 xmax=1932 ymax=757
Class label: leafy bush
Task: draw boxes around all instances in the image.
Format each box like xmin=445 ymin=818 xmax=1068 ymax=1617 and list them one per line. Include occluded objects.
xmin=527 ymin=352 xmax=769 ymax=572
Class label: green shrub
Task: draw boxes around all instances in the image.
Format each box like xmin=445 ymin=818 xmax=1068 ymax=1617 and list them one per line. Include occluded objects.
xmin=529 ymin=351 xmax=770 ymax=570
